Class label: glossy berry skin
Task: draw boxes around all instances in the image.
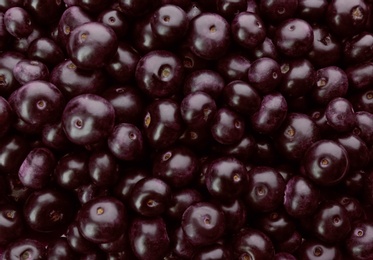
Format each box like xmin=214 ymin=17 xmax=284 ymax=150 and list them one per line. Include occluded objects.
xmin=352 ymin=89 xmax=373 ymax=115
xmin=0 ymin=12 xmax=10 ymax=50
xmin=249 ymin=37 xmax=278 ymax=60
xmin=101 ymin=86 xmax=144 ymax=125
xmin=62 ymin=94 xmax=115 ymax=146
xmin=181 ymin=202 xmax=225 ymax=246
xmin=284 ymin=175 xmax=320 ymax=217
xmin=279 ymin=59 xmax=315 ymax=98
xmin=74 ymin=183 xmax=109 ymax=206
xmin=326 ymin=0 xmax=368 ymax=39
xmin=223 ymin=80 xmax=261 ymax=117
xmin=255 ymin=209 xmax=296 ymax=243
xmin=245 ymin=166 xmax=286 ymax=212
xmin=167 ymin=188 xmax=202 ymax=221
xmin=310 ymin=109 xmax=337 ymax=137
xmin=345 ymin=221 xmax=373 ymax=260
xmin=152 ymin=146 xmax=199 ymax=188
xmin=275 ymin=18 xmax=313 ymax=58
xmin=336 ymin=134 xmax=369 ymax=170
xmin=107 ymin=123 xmax=144 ymax=161
xmin=344 ymin=32 xmax=373 ymax=65
xmin=210 ymin=107 xmax=245 ymax=145
xmin=13 ymin=116 xmax=44 ymax=135
xmin=296 ymin=239 xmax=343 ymax=260
xmin=183 ymin=69 xmax=225 ymax=99
xmin=129 ymin=217 xmax=170 ymax=260
xmin=250 ymin=92 xmax=288 ymax=135
xmin=6 ymin=174 xmax=32 ymax=205
xmin=185 ymin=1 xmax=203 ymax=20
xmin=0 ymin=67 xmax=19 ymax=97
xmin=9 ymin=80 xmax=65 ymax=126
xmin=0 ymin=0 xmax=23 ymax=12
xmin=216 ymin=53 xmax=251 ymax=82
xmin=216 ymin=0 xmax=247 ymax=21
xmin=143 ymin=99 xmax=183 ymax=149
xmin=259 ymin=0 xmax=298 ymax=24
xmin=4 ymin=7 xmax=33 ymax=38
xmin=179 ymin=126 xmax=212 ymax=151
xmin=217 ymin=199 xmax=247 ymax=233
xmin=0 ymin=134 xmax=30 ymax=174
xmin=171 ymin=225 xmax=196 ymax=259
xmin=232 ymin=227 xmax=275 ymax=260
xmin=50 ymin=60 xmax=106 ymax=99
xmin=312 ymin=201 xmax=351 ymax=244
xmin=118 ymin=0 xmax=160 ymax=17
xmin=206 ymin=156 xmax=246 ymax=201
xmin=0 ymin=97 xmax=12 ymax=138
xmin=302 ymin=140 xmax=349 ymax=186
xmin=346 ymin=62 xmax=373 ymax=91
xmin=57 ymin=6 xmax=93 ymax=46
xmin=325 ymin=97 xmax=356 ymax=132
xmin=248 ymin=57 xmax=282 ymax=94
xmin=42 ymin=121 xmax=73 ymax=151
xmin=76 ymin=0 xmax=112 ymax=13
xmin=23 ymin=189 xmax=76 ymax=233
xmin=0 ymin=51 xmax=24 ymax=71
xmin=308 ymin=25 xmax=341 ymax=68
xmin=337 ymin=196 xmax=364 ymax=222
xmin=135 ymin=50 xmax=184 ymax=98
xmin=178 ymin=43 xmax=211 ymax=73
xmin=105 ymin=43 xmax=139 ymax=84
xmin=13 ymin=59 xmax=49 ymax=85
xmin=0 ymin=204 xmax=24 ymax=245
xmin=212 ymin=134 xmax=256 ymax=163
xmin=23 ymin=0 xmax=64 ymax=24
xmin=193 ymin=244 xmax=231 ymax=260
xmin=12 ymin=26 xmax=43 ymax=55
xmin=54 ymin=152 xmax=89 ymax=190
xmin=99 ymin=232 xmax=129 ymax=253
xmin=231 ymin=12 xmax=266 ymax=49
xmin=354 ymin=111 xmax=373 ymax=146
xmin=297 ymin=0 xmax=328 ymax=23
xmin=4 ymin=239 xmax=46 ymax=260
xmin=275 ymin=252 xmax=297 ymax=260
xmin=254 ymin=136 xmax=279 ymax=166
xmin=131 ymin=15 xmax=163 ymax=54
xmin=276 ymin=164 xmax=295 ymax=183
xmin=88 ymin=150 xmax=118 ymax=187
xmin=276 ymin=230 xmax=302 ymax=254
xmin=97 ymin=9 xmax=127 ymax=39
xmin=275 ymin=113 xmax=320 ymax=160
xmin=130 ymin=177 xmax=171 ymax=217
xmin=66 ymin=221 xmax=97 ymax=254
xmin=311 ymin=66 xmax=348 ymax=105
xmin=113 ymin=167 xmax=149 ymax=204
xmin=67 ymin=22 xmax=118 ymax=70
xmin=77 ymin=196 xmax=127 ymax=244
xmin=160 ymin=0 xmax=191 ymax=10
xmin=187 ymin=13 xmax=230 ymax=60
xmin=18 ymin=147 xmax=56 ymax=189
xmin=150 ymin=4 xmax=189 ymax=44
xmin=341 ymin=170 xmax=365 ymax=198
xmin=47 ymin=237 xmax=79 ymax=260
xmin=181 ymin=91 xmax=216 ymax=128
xmin=27 ymin=37 xmax=64 ymax=68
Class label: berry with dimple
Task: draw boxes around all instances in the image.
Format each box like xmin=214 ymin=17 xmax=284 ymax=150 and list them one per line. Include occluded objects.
xmin=301 ymin=140 xmax=349 ymax=186
xmin=181 ymin=202 xmax=225 ymax=246
xmin=77 ymin=196 xmax=127 ymax=244
xmin=62 ymin=94 xmax=115 ymax=146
